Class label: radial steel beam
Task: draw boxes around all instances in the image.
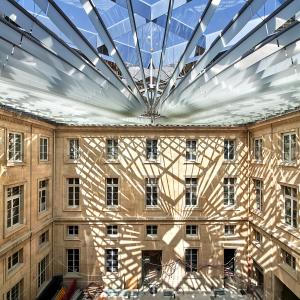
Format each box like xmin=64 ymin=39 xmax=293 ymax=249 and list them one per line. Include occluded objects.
xmin=168 ymin=0 xmax=299 ymax=102
xmin=163 ymin=0 xmax=268 ymax=105
xmin=0 ymin=0 xmax=142 ymax=107
xmin=80 ymin=0 xmax=146 ymax=106
xmin=152 ymin=0 xmax=175 ymax=107
xmin=32 ymin=0 xmax=142 ymax=106
xmin=156 ymin=0 xmax=221 ymax=106
xmin=126 ymin=0 xmax=150 ymax=106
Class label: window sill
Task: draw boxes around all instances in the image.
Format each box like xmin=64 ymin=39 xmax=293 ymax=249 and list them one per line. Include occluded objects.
xmin=7 ymin=162 xmax=25 ymax=167
xmin=63 ymin=207 xmax=82 ymax=212
xmin=250 ymin=209 xmax=264 ymax=218
xmin=278 ymin=161 xmax=298 ymax=168
xmin=279 ymin=263 xmax=297 ymax=280
xmin=5 ymin=223 xmax=25 ymax=238
xmin=145 ymin=235 xmax=159 ymax=241
xmin=144 ymin=206 xmax=160 ymax=211
xmin=186 ymin=235 xmax=199 ymax=239
xmin=143 ymin=161 xmax=160 ymax=164
xmin=65 ymin=236 xmax=80 ymax=241
xmin=223 ymin=159 xmax=237 ymax=164
xmin=252 ymin=241 xmax=262 ymax=250
xmin=276 ymin=223 xmax=300 ymax=239
xmin=224 ymin=234 xmax=237 ymax=238
xmin=39 ymin=160 xmax=51 ymax=165
xmin=7 ymin=263 xmax=23 ymax=277
xmin=183 ymin=206 xmax=202 ymax=211
xmin=105 ymin=235 xmax=119 ymax=240
xmin=251 ymin=160 xmax=264 ymax=165
xmin=104 ymin=160 xmax=120 ymax=164
xmin=65 ymin=159 xmax=80 ymax=164
xmin=184 ymin=161 xmax=199 ymax=164
xmin=104 ymin=206 xmax=120 ymax=211
xmin=223 ymin=206 xmax=239 ymax=211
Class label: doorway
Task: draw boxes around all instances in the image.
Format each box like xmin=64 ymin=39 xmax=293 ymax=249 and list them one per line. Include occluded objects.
xmin=141 ymin=250 xmax=162 ymax=283
xmin=224 ymin=248 xmax=235 ymax=276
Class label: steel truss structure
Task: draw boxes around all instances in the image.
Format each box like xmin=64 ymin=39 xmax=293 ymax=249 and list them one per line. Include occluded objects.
xmin=0 ymin=0 xmax=299 ymax=125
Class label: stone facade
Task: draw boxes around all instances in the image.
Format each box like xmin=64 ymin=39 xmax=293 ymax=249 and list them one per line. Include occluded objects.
xmin=0 ymin=109 xmax=299 ymax=299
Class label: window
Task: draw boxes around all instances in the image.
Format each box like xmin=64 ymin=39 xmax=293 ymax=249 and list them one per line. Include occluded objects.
xmin=39 ymin=231 xmax=49 ymax=246
xmin=106 ymin=178 xmax=119 ymax=206
xmin=107 ymin=139 xmax=118 ymax=160
xmin=146 ymin=225 xmax=158 ymax=235
xmin=67 ymin=225 xmax=79 ymax=237
xmin=67 ymin=178 xmax=80 ymax=207
xmin=224 ymin=178 xmax=235 ymax=206
xmin=224 ymin=225 xmax=235 ymax=235
xmin=8 ymin=249 xmax=23 ymax=271
xmin=67 ymin=249 xmax=80 ymax=272
xmin=185 ymin=249 xmax=198 ymax=272
xmin=6 ymin=280 xmax=22 ymax=300
xmin=106 ymin=249 xmax=118 ymax=272
xmin=254 ymin=179 xmax=263 ymax=211
xmin=38 ymin=179 xmax=49 ymax=213
xmin=186 ymin=225 xmax=198 ymax=236
xmin=8 ymin=132 xmax=23 ymax=162
xmin=6 ymin=185 xmax=23 ymax=229
xmin=145 ymin=178 xmax=158 ymax=207
xmin=69 ymin=139 xmax=79 ymax=160
xmin=224 ymin=139 xmax=235 ymax=160
xmin=146 ymin=139 xmax=158 ymax=161
xmin=186 ymin=140 xmax=197 ymax=161
xmin=185 ymin=178 xmax=197 ymax=206
xmin=39 ymin=137 xmax=48 ymax=161
xmin=282 ymin=249 xmax=296 ymax=270
xmin=283 ymin=186 xmax=297 ymax=228
xmin=254 ymin=138 xmax=263 ymax=161
xmin=38 ymin=255 xmax=49 ymax=288
xmin=107 ymin=225 xmax=118 ymax=236
xmin=282 ymin=133 xmax=296 ymax=163
xmin=253 ymin=229 xmax=262 ymax=244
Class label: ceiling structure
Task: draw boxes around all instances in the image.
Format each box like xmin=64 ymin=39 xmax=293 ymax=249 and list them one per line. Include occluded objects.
xmin=0 ymin=0 xmax=300 ymax=125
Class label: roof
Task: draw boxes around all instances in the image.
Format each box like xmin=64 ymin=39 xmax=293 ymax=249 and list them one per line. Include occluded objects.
xmin=0 ymin=0 xmax=299 ymax=126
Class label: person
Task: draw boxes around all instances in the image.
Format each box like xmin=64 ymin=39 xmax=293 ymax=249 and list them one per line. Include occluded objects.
xmin=97 ymin=290 xmax=108 ymax=300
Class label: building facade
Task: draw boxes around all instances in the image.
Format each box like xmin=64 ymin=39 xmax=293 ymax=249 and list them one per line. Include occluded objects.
xmin=0 ymin=109 xmax=300 ymax=299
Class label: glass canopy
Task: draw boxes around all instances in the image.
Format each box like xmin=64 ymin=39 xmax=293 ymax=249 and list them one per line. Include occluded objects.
xmin=0 ymin=0 xmax=299 ymax=125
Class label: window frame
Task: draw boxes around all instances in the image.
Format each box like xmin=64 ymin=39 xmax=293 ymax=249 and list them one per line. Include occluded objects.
xmin=67 ymin=178 xmax=80 ymax=208
xmin=6 ymin=280 xmax=23 ymax=300
xmin=283 ymin=186 xmax=297 ymax=228
xmin=146 ymin=225 xmax=158 ymax=236
xmin=67 ymin=225 xmax=79 ymax=238
xmin=185 ymin=248 xmax=198 ymax=272
xmin=185 ymin=177 xmax=198 ymax=207
xmin=186 ymin=139 xmax=197 ymax=162
xmin=38 ymin=255 xmax=49 ymax=288
xmin=38 ymin=179 xmax=49 ymax=213
xmin=106 ymin=139 xmax=119 ymax=161
xmin=186 ymin=225 xmax=198 ymax=236
xmin=7 ymin=249 xmax=23 ymax=272
xmin=39 ymin=230 xmax=49 ymax=246
xmin=145 ymin=178 xmax=158 ymax=207
xmin=224 ymin=224 xmax=235 ymax=236
xmin=39 ymin=137 xmax=49 ymax=162
xmin=8 ymin=132 xmax=23 ymax=163
xmin=6 ymin=185 xmax=24 ymax=229
xmin=106 ymin=178 xmax=119 ymax=207
xmin=253 ymin=138 xmax=263 ymax=162
xmin=105 ymin=249 xmax=119 ymax=273
xmin=281 ymin=249 xmax=296 ymax=270
xmin=282 ymin=132 xmax=296 ymax=163
xmin=224 ymin=139 xmax=235 ymax=161
xmin=67 ymin=248 xmax=80 ymax=273
xmin=253 ymin=229 xmax=262 ymax=244
xmin=68 ymin=138 xmax=80 ymax=160
xmin=146 ymin=139 xmax=158 ymax=161
xmin=223 ymin=177 xmax=235 ymax=207
xmin=106 ymin=225 xmax=118 ymax=236
xmin=254 ymin=179 xmax=263 ymax=211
